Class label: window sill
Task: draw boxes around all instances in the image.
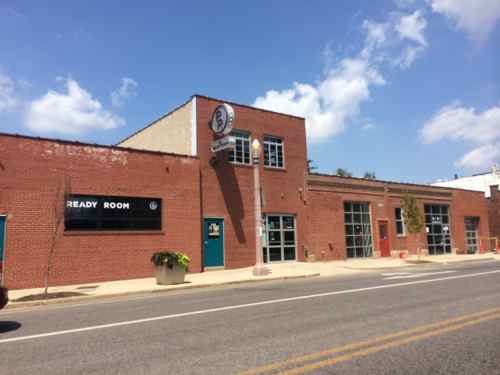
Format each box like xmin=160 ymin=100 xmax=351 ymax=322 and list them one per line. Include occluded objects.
xmin=396 ymin=235 xmax=407 ymax=238
xmin=64 ymin=230 xmax=165 ymax=236
xmin=264 ymin=166 xmax=286 ymax=172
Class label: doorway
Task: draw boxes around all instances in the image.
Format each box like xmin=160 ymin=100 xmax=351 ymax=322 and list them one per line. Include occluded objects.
xmin=203 ymin=218 xmax=224 ymax=268
xmin=378 ymin=220 xmax=390 ymax=257
xmin=262 ymin=214 xmax=296 ymax=263
xmin=424 ymin=204 xmax=452 ymax=255
xmin=464 ymin=217 xmax=479 ymax=254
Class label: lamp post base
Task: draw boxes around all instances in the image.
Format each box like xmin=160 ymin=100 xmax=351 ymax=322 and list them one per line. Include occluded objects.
xmin=252 ymin=265 xmax=270 ymax=276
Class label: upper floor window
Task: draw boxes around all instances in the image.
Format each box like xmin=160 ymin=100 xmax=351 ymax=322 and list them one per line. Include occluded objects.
xmin=395 ymin=207 xmax=406 ymax=236
xmin=264 ymin=135 xmax=284 ymax=168
xmin=228 ymin=130 xmax=251 ymax=165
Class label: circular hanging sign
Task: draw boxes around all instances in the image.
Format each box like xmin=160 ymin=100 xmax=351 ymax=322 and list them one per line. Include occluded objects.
xmin=210 ymin=104 xmax=235 ymax=136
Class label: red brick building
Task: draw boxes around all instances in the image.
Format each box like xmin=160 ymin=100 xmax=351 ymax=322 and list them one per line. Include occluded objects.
xmin=305 ymin=174 xmax=490 ymax=261
xmin=0 ymin=135 xmax=202 ymax=289
xmin=0 ymin=95 xmax=492 ymax=289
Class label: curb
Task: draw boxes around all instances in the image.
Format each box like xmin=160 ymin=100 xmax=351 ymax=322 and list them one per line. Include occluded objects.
xmin=4 ymin=273 xmax=320 ymax=310
xmin=315 ymin=256 xmax=498 ymax=271
xmin=338 ymin=264 xmax=415 ymax=271
xmin=425 ymin=257 xmax=497 ymax=265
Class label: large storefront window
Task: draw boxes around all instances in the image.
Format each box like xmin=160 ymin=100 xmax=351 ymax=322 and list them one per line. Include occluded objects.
xmin=344 ymin=202 xmax=373 ymax=258
xmin=263 ymin=215 xmax=296 ymax=262
xmin=424 ymin=204 xmax=451 ymax=255
xmin=465 ymin=217 xmax=479 ymax=254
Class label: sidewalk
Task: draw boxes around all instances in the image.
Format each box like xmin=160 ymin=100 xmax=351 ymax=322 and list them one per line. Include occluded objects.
xmin=416 ymin=252 xmax=500 ymax=264
xmin=5 ymin=253 xmax=499 ymax=309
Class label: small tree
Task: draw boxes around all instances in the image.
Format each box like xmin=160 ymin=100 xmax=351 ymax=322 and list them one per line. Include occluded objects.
xmin=43 ymin=176 xmax=71 ymax=299
xmin=401 ymin=193 xmax=425 ymax=258
xmin=363 ymin=172 xmax=376 ymax=180
xmin=335 ymin=168 xmax=352 ymax=177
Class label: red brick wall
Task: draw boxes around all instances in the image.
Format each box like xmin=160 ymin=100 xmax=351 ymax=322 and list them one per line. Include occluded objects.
xmin=195 ymin=96 xmax=308 ymax=268
xmin=487 ymin=186 xmax=500 ymax=240
xmin=449 ymin=189 xmax=490 ymax=254
xmin=0 ymin=134 xmax=201 ymax=289
xmin=305 ymin=174 xmax=489 ymax=260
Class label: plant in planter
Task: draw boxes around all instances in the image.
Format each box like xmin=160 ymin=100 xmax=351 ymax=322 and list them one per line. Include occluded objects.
xmin=151 ymin=251 xmax=190 ymax=285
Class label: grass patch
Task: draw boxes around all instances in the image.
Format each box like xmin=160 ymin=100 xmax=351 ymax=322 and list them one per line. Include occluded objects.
xmin=405 ymin=260 xmax=433 ymax=264
xmin=14 ymin=291 xmax=86 ymax=302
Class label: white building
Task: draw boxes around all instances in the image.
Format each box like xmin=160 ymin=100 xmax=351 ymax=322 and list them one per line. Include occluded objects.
xmin=432 ymin=165 xmax=500 ymax=198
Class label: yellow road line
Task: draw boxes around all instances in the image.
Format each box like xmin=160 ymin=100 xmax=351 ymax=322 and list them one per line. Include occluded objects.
xmin=282 ymin=312 xmax=500 ymax=375
xmin=239 ymin=307 xmax=500 ymax=375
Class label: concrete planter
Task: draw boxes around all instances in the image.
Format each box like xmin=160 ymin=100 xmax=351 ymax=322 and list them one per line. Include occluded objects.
xmin=154 ymin=264 xmax=186 ymax=285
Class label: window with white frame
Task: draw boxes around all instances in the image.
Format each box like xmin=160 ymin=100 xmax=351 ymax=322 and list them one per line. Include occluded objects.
xmin=395 ymin=207 xmax=406 ymax=236
xmin=228 ymin=131 xmax=251 ymax=165
xmin=264 ymin=135 xmax=284 ymax=168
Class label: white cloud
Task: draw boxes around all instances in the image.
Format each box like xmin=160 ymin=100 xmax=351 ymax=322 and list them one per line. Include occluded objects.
xmin=254 ymin=11 xmax=427 ymax=142
xmin=0 ymin=72 xmax=17 ymax=112
xmin=26 ymin=78 xmax=124 ymax=135
xmin=362 ymin=20 xmax=387 ymax=56
xmin=456 ymin=143 xmax=500 ymax=170
xmin=395 ymin=10 xmax=428 ymax=46
xmin=255 ymin=59 xmax=385 ymax=141
xmin=428 ymin=0 xmax=500 ymax=43
xmin=393 ymin=10 xmax=427 ymax=69
xmin=421 ymin=102 xmax=500 ymax=170
xmin=110 ymin=77 xmax=138 ymax=108
xmin=421 ymin=102 xmax=500 ymax=144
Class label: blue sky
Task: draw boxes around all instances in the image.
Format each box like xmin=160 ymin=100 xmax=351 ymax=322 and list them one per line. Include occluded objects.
xmin=1 ymin=0 xmax=499 ymax=183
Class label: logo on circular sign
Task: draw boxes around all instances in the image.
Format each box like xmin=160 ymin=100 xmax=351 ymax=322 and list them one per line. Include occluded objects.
xmin=149 ymin=201 xmax=158 ymax=210
xmin=210 ymin=104 xmax=234 ymax=136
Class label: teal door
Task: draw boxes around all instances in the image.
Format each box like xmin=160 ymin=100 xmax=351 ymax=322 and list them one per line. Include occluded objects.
xmin=0 ymin=216 xmax=5 ymax=263
xmin=203 ymin=218 xmax=224 ymax=267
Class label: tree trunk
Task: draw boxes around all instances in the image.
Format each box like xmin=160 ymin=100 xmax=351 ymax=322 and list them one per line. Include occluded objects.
xmin=43 ymin=232 xmax=57 ymax=299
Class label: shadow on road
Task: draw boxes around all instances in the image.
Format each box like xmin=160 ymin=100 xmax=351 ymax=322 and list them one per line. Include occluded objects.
xmin=0 ymin=321 xmax=21 ymax=334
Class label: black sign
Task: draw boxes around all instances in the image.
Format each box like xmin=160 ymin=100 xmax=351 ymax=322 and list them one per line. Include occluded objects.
xmin=65 ymin=194 xmax=162 ymax=231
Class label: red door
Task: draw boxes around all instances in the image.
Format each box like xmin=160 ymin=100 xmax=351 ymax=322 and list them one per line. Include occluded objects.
xmin=378 ymin=220 xmax=390 ymax=257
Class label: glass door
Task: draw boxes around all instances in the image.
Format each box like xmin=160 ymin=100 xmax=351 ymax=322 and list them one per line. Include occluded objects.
xmin=464 ymin=217 xmax=479 ymax=254
xmin=424 ymin=204 xmax=452 ymax=255
xmin=263 ymin=215 xmax=296 ymax=262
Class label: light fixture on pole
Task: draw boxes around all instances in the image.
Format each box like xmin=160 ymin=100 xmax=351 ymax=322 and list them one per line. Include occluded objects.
xmin=252 ymin=139 xmax=269 ymax=276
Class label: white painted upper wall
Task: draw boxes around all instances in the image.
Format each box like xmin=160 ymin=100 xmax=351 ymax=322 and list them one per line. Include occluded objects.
xmin=118 ymin=98 xmax=197 ymax=156
xmin=432 ymin=166 xmax=500 ymax=197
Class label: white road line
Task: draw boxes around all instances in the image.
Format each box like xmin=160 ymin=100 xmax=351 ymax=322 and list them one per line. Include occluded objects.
xmin=383 ymin=270 xmax=457 ymax=280
xmin=1 ymin=269 xmax=500 ymax=345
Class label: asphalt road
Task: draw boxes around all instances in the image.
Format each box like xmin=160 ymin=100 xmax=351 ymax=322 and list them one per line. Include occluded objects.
xmin=1 ymin=260 xmax=500 ymax=374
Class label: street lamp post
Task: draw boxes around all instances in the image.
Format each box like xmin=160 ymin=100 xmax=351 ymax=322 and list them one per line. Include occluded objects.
xmin=252 ymin=139 xmax=269 ymax=276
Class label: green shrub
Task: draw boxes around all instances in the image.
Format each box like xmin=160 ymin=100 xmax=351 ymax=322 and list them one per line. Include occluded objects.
xmin=150 ymin=251 xmax=190 ymax=270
